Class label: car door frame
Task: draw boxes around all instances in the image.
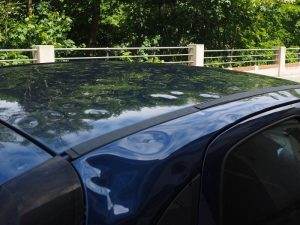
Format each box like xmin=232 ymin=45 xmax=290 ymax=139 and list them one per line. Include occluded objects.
xmin=199 ymin=102 xmax=300 ymax=225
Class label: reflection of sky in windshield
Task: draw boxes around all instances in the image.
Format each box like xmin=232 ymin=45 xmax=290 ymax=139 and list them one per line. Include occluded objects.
xmin=0 ymin=61 xmax=295 ymax=153
xmin=46 ymin=104 xmax=192 ymax=151
xmin=0 ymin=123 xmax=51 ymax=185
xmin=0 ymin=100 xmax=24 ymax=121
xmin=0 ymin=98 xmax=192 ymax=151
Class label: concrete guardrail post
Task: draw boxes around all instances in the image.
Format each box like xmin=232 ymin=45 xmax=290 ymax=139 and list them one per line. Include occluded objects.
xmin=188 ymin=44 xmax=204 ymax=67
xmin=33 ymin=45 xmax=55 ymax=63
xmin=276 ymin=46 xmax=286 ymax=76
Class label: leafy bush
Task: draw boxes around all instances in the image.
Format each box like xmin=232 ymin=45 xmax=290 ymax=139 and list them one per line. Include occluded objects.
xmin=0 ymin=1 xmax=75 ymax=48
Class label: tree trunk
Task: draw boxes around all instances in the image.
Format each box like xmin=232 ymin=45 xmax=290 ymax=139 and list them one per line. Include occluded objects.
xmin=88 ymin=0 xmax=101 ymax=47
xmin=27 ymin=0 xmax=33 ymax=16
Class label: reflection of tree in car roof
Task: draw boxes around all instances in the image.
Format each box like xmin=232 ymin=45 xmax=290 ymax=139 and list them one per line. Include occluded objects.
xmin=0 ymin=61 xmax=295 ymax=152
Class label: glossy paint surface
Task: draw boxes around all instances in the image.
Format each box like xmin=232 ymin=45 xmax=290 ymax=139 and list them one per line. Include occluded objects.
xmin=0 ymin=123 xmax=51 ymax=185
xmin=0 ymin=61 xmax=295 ymax=153
xmin=73 ymin=89 xmax=300 ymax=225
xmin=200 ymin=103 xmax=300 ymax=225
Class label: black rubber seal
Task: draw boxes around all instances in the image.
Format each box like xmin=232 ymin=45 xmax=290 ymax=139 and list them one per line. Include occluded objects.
xmin=64 ymin=84 xmax=300 ymax=160
xmin=0 ymin=156 xmax=85 ymax=225
xmin=0 ymin=119 xmax=57 ymax=157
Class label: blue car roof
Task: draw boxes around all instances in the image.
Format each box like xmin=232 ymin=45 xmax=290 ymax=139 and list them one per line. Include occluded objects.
xmin=73 ymin=87 xmax=300 ymax=225
xmin=0 ymin=61 xmax=296 ymax=154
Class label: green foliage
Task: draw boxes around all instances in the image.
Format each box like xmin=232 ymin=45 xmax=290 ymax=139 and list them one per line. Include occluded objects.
xmin=239 ymin=0 xmax=300 ymax=48
xmin=0 ymin=1 xmax=74 ymax=48
xmin=0 ymin=0 xmax=299 ymax=56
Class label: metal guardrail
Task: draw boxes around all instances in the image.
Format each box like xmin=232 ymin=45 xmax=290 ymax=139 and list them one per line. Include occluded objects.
xmin=0 ymin=45 xmax=299 ymax=68
xmin=0 ymin=49 xmax=35 ymax=52
xmin=55 ymin=47 xmax=189 ymax=50
xmin=55 ymin=46 xmax=193 ymax=64
xmin=204 ymin=48 xmax=279 ymax=67
xmin=0 ymin=48 xmax=37 ymax=64
xmin=286 ymin=47 xmax=300 ymax=64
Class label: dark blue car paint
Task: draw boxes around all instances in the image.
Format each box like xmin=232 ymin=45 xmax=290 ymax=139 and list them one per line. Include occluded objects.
xmin=73 ymin=89 xmax=300 ymax=225
xmin=1 ymin=62 xmax=300 ymax=225
xmin=0 ymin=123 xmax=51 ymax=185
xmin=0 ymin=61 xmax=295 ymax=153
xmin=201 ymin=103 xmax=300 ymax=225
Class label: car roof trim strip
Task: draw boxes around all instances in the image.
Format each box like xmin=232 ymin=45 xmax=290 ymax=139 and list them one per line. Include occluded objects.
xmin=63 ymin=84 xmax=300 ymax=160
xmin=0 ymin=119 xmax=57 ymax=157
xmin=63 ymin=106 xmax=199 ymax=159
xmin=194 ymin=84 xmax=300 ymax=110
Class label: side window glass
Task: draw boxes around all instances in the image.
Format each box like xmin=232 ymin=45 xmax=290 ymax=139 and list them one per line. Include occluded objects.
xmin=222 ymin=119 xmax=300 ymax=225
xmin=0 ymin=123 xmax=51 ymax=185
xmin=157 ymin=176 xmax=200 ymax=225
